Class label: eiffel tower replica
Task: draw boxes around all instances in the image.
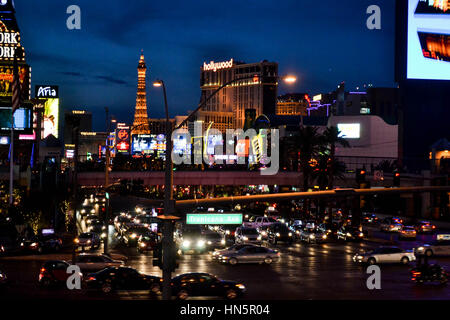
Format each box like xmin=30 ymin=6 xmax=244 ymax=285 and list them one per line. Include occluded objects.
xmin=132 ymin=51 xmax=150 ymax=135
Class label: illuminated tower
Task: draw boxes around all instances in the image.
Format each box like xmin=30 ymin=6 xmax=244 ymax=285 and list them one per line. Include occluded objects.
xmin=132 ymin=51 xmax=150 ymax=135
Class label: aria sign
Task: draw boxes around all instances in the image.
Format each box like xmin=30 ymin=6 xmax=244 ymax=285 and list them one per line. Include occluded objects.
xmin=35 ymin=85 xmax=59 ymax=98
xmin=203 ymin=59 xmax=234 ymax=72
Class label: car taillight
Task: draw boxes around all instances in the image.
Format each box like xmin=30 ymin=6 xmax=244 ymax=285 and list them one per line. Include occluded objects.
xmin=88 ymin=277 xmax=96 ymax=281
xmin=432 ymin=225 xmax=436 ymax=229
xmin=40 ymin=268 xmax=46 ymax=273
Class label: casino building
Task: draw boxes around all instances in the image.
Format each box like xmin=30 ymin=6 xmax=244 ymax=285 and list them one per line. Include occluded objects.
xmin=195 ymin=59 xmax=278 ymax=131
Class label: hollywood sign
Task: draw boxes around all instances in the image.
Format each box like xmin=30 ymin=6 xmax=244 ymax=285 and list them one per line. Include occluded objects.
xmin=203 ymin=59 xmax=234 ymax=72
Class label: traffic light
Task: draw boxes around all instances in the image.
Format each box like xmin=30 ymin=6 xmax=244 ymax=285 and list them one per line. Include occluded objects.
xmin=356 ymin=169 xmax=366 ymax=186
xmin=152 ymin=242 xmax=163 ymax=268
xmin=393 ymin=171 xmax=401 ymax=187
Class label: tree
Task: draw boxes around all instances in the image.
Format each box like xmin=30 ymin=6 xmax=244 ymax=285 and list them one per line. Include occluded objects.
xmin=295 ymin=126 xmax=323 ymax=191
xmin=322 ymin=126 xmax=350 ymax=190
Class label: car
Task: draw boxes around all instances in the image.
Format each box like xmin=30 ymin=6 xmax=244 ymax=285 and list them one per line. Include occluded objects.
xmin=19 ymin=234 xmax=63 ymax=253
xmin=85 ymin=266 xmax=162 ymax=294
xmin=379 ymin=218 xmax=403 ymax=232
xmin=88 ymin=222 xmax=107 ymax=240
xmin=414 ymin=236 xmax=450 ymax=257
xmin=137 ymin=233 xmax=161 ymax=253
xmin=114 ymin=216 xmax=132 ymax=232
xmin=134 ymin=214 xmax=158 ymax=228
xmin=219 ymin=246 xmax=280 ymax=265
xmin=415 ymin=221 xmax=436 ymax=234
xmin=362 ymin=213 xmax=379 ymax=224
xmin=399 ymin=226 xmax=417 ymax=240
xmin=39 ymin=260 xmax=81 ymax=288
xmin=80 ymin=206 xmax=96 ymax=216
xmin=176 ymin=225 xmax=207 ymax=254
xmin=336 ymin=226 xmax=364 ymax=241
xmin=353 ymin=246 xmax=416 ymax=265
xmin=203 ymin=231 xmax=226 ymax=250
xmin=211 ymin=244 xmax=256 ymax=261
xmin=70 ymin=254 xmax=125 ymax=272
xmin=0 ymin=269 xmax=7 ymax=289
xmin=234 ymin=227 xmax=262 ymax=245
xmin=299 ymin=227 xmax=328 ymax=244
xmin=267 ymin=223 xmax=294 ymax=244
xmin=74 ymin=232 xmax=101 ymax=250
xmin=243 ymin=216 xmax=278 ymax=229
xmin=317 ymin=222 xmax=340 ymax=239
xmin=256 ymin=225 xmax=270 ymax=241
xmin=122 ymin=226 xmax=152 ymax=247
xmin=171 ymin=273 xmax=246 ymax=300
xmin=218 ymin=224 xmax=241 ymax=242
xmin=289 ymin=225 xmax=303 ymax=241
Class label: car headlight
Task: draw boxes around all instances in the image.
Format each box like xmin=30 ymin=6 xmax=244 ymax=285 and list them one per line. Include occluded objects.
xmin=322 ymin=235 xmax=327 ymax=239
xmin=261 ymin=231 xmax=267 ymax=236
xmin=74 ymin=239 xmax=79 ymax=244
xmin=221 ymin=239 xmax=225 ymax=245
xmin=182 ymin=240 xmax=191 ymax=248
xmin=359 ymin=233 xmax=364 ymax=237
xmin=87 ymin=240 xmax=91 ymax=244
xmin=276 ymin=233 xmax=281 ymax=237
xmin=288 ymin=233 xmax=292 ymax=237
xmin=81 ymin=209 xmax=86 ymax=214
xmin=207 ymin=241 xmax=212 ymax=245
xmin=243 ymin=237 xmax=249 ymax=241
xmin=90 ymin=209 xmax=95 ymax=214
xmin=296 ymin=231 xmax=300 ymax=234
xmin=309 ymin=234 xmax=315 ymax=239
xmin=140 ymin=243 xmax=146 ymax=248
xmin=130 ymin=233 xmax=137 ymax=239
xmin=236 ymin=284 xmax=246 ymax=290
xmin=417 ymin=247 xmax=425 ymax=252
xmin=197 ymin=240 xmax=205 ymax=248
xmin=101 ymin=233 xmax=107 ymax=238
xmin=225 ymin=230 xmax=230 ymax=235
xmin=30 ymin=242 xmax=38 ymax=247
xmin=346 ymin=233 xmax=352 ymax=237
xmin=257 ymin=235 xmax=262 ymax=241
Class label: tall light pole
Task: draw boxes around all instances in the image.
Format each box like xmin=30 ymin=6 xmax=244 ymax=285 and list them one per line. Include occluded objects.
xmin=153 ymin=80 xmax=177 ymax=300
xmin=152 ymin=74 xmax=296 ymax=300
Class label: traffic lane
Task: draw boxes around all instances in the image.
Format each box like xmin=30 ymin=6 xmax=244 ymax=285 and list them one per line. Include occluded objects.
xmin=121 ymin=241 xmax=450 ymax=300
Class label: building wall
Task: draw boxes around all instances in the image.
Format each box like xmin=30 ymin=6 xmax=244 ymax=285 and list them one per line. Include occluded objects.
xmin=328 ymin=115 xmax=398 ymax=158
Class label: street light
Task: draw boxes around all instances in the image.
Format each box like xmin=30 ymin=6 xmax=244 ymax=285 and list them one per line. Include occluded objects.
xmin=152 ymin=74 xmax=296 ymax=300
xmin=153 ymin=79 xmax=176 ymax=301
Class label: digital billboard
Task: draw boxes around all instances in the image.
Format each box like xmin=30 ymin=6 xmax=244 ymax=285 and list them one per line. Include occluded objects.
xmin=337 ymin=123 xmax=360 ymax=139
xmin=131 ymin=134 xmax=153 ymax=155
xmin=42 ymin=98 xmax=59 ymax=139
xmin=173 ymin=133 xmax=191 ymax=155
xmin=116 ymin=127 xmax=130 ymax=154
xmin=0 ymin=65 xmax=30 ymax=98
xmin=0 ymin=106 xmax=32 ymax=134
xmin=407 ymin=0 xmax=450 ymax=80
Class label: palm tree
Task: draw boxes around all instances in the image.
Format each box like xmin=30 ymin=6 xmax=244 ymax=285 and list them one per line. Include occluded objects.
xmin=322 ymin=126 xmax=350 ymax=190
xmin=296 ymin=126 xmax=323 ymax=191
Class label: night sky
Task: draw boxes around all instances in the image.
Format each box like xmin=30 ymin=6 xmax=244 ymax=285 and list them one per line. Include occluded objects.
xmin=14 ymin=0 xmax=397 ymax=131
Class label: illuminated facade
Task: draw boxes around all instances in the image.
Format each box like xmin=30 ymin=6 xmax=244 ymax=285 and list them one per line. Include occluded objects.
xmin=132 ymin=52 xmax=150 ymax=135
xmin=197 ymin=59 xmax=278 ymax=130
xmin=276 ymin=94 xmax=309 ymax=116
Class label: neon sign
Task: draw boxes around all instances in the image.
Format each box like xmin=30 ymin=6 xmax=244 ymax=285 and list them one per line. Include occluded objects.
xmin=203 ymin=59 xmax=234 ymax=72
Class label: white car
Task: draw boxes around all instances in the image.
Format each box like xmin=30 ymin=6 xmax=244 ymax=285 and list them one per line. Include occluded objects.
xmin=243 ymin=216 xmax=277 ymax=229
xmin=70 ymin=254 xmax=124 ymax=271
xmin=211 ymin=244 xmax=256 ymax=260
xmin=353 ymin=246 xmax=416 ymax=265
xmin=234 ymin=227 xmax=262 ymax=244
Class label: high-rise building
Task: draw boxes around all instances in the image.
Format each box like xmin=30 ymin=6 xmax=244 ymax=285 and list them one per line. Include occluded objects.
xmin=132 ymin=52 xmax=150 ymax=135
xmin=196 ymin=59 xmax=278 ymax=131
xmin=63 ymin=110 xmax=92 ymax=145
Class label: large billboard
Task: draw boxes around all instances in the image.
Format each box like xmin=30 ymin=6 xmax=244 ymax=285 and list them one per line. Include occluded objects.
xmin=0 ymin=105 xmax=32 ymax=134
xmin=0 ymin=65 xmax=30 ymax=98
xmin=407 ymin=0 xmax=450 ymax=80
xmin=42 ymin=98 xmax=59 ymax=139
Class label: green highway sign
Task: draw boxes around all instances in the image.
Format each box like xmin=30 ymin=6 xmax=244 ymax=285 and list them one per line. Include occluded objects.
xmin=186 ymin=214 xmax=243 ymax=225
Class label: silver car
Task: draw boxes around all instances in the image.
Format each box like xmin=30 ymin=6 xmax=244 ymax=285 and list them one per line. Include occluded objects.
xmin=235 ymin=227 xmax=262 ymax=245
xmin=219 ymin=246 xmax=280 ymax=265
xmin=70 ymin=254 xmax=124 ymax=272
xmin=211 ymin=244 xmax=256 ymax=260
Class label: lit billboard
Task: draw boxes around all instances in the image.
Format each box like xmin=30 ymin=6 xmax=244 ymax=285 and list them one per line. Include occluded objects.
xmin=337 ymin=123 xmax=360 ymax=139
xmin=0 ymin=106 xmax=32 ymax=134
xmin=0 ymin=65 xmax=30 ymax=98
xmin=116 ymin=127 xmax=130 ymax=154
xmin=42 ymin=98 xmax=59 ymax=139
xmin=407 ymin=0 xmax=450 ymax=80
xmin=131 ymin=134 xmax=153 ymax=155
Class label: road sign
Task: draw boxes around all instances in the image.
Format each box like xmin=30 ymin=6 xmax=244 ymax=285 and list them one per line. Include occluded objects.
xmin=186 ymin=213 xmax=243 ymax=225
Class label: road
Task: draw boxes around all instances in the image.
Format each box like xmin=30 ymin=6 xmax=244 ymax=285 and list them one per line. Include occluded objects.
xmin=1 ymin=195 xmax=449 ymax=300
